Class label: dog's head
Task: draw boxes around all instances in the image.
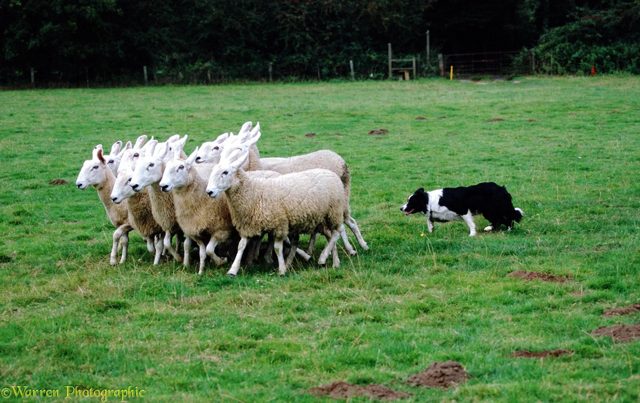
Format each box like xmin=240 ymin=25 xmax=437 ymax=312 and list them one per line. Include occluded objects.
xmin=400 ymin=188 xmax=429 ymax=216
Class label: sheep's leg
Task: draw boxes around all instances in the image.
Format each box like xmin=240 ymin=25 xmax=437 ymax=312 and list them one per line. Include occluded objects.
xmin=296 ymin=248 xmax=311 ymax=261
xmin=306 ymin=232 xmax=319 ymax=255
xmin=183 ymin=237 xmax=192 ymax=267
xmin=273 ymin=240 xmax=287 ymax=276
xmin=285 ymin=234 xmax=299 ymax=267
xmin=345 ymin=216 xmax=368 ymax=250
xmin=164 ymin=231 xmax=182 ymax=263
xmin=153 ymin=235 xmax=164 ymax=265
xmin=195 ymin=239 xmax=207 ymax=274
xmin=263 ymin=234 xmax=275 ymax=265
xmin=206 ymin=238 xmax=227 ymax=268
xmin=339 ymin=226 xmax=357 ymax=256
xmin=145 ymin=238 xmax=154 ymax=253
xmin=318 ymin=230 xmax=341 ymax=266
xmin=119 ymin=232 xmax=130 ymax=264
xmin=111 ymin=224 xmax=131 ymax=265
xmin=332 ymin=243 xmax=340 ymax=267
xmin=227 ymin=237 xmax=249 ymax=277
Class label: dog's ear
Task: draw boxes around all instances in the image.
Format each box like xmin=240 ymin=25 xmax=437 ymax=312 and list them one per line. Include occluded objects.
xmin=417 ymin=188 xmax=425 ymax=193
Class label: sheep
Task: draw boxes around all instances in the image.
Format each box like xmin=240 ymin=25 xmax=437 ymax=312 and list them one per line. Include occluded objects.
xmin=110 ymin=139 xmax=165 ymax=264
xmin=158 ymin=143 xmax=237 ymax=274
xmin=76 ymin=147 xmax=133 ymax=265
xmin=260 ymin=149 xmax=368 ymax=254
xmin=206 ymin=132 xmax=346 ymax=276
xmin=129 ymin=139 xmax=188 ymax=265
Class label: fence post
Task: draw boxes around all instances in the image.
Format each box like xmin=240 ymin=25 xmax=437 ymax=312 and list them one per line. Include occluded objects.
xmin=388 ymin=43 xmax=392 ymax=79
xmin=143 ymin=66 xmax=148 ymax=86
xmin=269 ymin=63 xmax=273 ymax=82
xmin=30 ymin=68 xmax=35 ymax=88
xmin=412 ymin=57 xmax=416 ymax=80
xmin=438 ymin=54 xmax=444 ymax=77
xmin=350 ymin=60 xmax=355 ymax=80
xmin=530 ymin=50 xmax=535 ymax=74
xmin=426 ymin=30 xmax=430 ymax=69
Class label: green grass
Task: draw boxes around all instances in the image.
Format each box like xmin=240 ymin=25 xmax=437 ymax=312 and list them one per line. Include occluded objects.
xmin=1 ymin=76 xmax=640 ymax=402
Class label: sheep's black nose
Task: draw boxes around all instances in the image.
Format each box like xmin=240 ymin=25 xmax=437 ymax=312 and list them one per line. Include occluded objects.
xmin=77 ymin=184 xmax=82 ymax=189
xmin=161 ymin=185 xmax=169 ymax=192
xmin=111 ymin=196 xmax=117 ymax=202
xmin=195 ymin=157 xmax=202 ymax=163
xmin=131 ymin=183 xmax=139 ymax=191
xmin=207 ymin=190 xmax=214 ymax=197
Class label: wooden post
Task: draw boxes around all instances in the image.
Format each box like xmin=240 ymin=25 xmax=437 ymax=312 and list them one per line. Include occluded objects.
xmin=269 ymin=63 xmax=273 ymax=82
xmin=388 ymin=43 xmax=392 ymax=79
xmin=350 ymin=60 xmax=355 ymax=80
xmin=530 ymin=50 xmax=535 ymax=74
xmin=143 ymin=66 xmax=148 ymax=86
xmin=426 ymin=30 xmax=430 ymax=68
xmin=417 ymin=54 xmax=421 ymax=77
xmin=412 ymin=57 xmax=416 ymax=80
xmin=450 ymin=65 xmax=453 ymax=80
xmin=438 ymin=54 xmax=444 ymax=77
xmin=30 ymin=68 xmax=35 ymax=88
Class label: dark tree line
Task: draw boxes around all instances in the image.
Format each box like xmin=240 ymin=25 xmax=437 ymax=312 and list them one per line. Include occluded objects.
xmin=1 ymin=0 xmax=637 ymax=85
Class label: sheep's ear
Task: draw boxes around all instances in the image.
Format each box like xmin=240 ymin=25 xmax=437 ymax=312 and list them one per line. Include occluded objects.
xmin=215 ymin=132 xmax=230 ymax=144
xmin=142 ymin=138 xmax=158 ymax=155
xmin=133 ymin=135 xmax=147 ymax=149
xmin=93 ymin=144 xmax=103 ymax=160
xmin=185 ymin=147 xmax=199 ymax=166
xmin=238 ymin=121 xmax=252 ymax=136
xmin=166 ymin=134 xmax=180 ymax=143
xmin=110 ymin=141 xmax=122 ymax=155
xmin=249 ymin=122 xmax=260 ymax=138
xmin=244 ymin=130 xmax=261 ymax=148
xmin=153 ymin=142 xmax=168 ymax=159
xmin=172 ymin=141 xmax=185 ymax=160
xmin=97 ymin=148 xmax=106 ymax=164
xmin=121 ymin=141 xmax=132 ymax=153
xmin=226 ymin=147 xmax=250 ymax=170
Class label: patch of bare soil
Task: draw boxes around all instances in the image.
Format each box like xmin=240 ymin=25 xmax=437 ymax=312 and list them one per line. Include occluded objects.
xmin=598 ymin=122 xmax=606 ymax=125
xmin=306 ymin=382 xmax=412 ymax=401
xmin=406 ymin=361 xmax=470 ymax=389
xmin=610 ymin=110 xmax=620 ymax=114
xmin=415 ymin=116 xmax=427 ymax=120
xmin=447 ymin=133 xmax=458 ymax=136
xmin=304 ymin=133 xmax=316 ymax=137
xmin=526 ymin=119 xmax=537 ymax=122
xmin=49 ymin=179 xmax=68 ymax=185
xmin=484 ymin=118 xmax=504 ymax=122
xmin=368 ymin=129 xmax=389 ymax=135
xmin=437 ymin=116 xmax=447 ymax=119
xmin=568 ymin=112 xmax=577 ymax=116
xmin=511 ymin=349 xmax=573 ymax=358
xmin=507 ymin=270 xmax=571 ymax=283
xmin=603 ymin=304 xmax=640 ymax=317
xmin=592 ymin=323 xmax=640 ymax=342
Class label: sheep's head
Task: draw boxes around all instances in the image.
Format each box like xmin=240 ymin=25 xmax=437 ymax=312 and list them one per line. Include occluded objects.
xmin=103 ymin=140 xmax=131 ymax=175
xmin=159 ymin=147 xmax=198 ymax=193
xmin=118 ymin=137 xmax=157 ymax=173
xmin=206 ymin=148 xmax=248 ymax=198
xmin=195 ymin=132 xmax=231 ymax=164
xmin=130 ymin=142 xmax=170 ymax=192
xmin=76 ymin=148 xmax=108 ymax=190
xmin=110 ymin=168 xmax=136 ymax=204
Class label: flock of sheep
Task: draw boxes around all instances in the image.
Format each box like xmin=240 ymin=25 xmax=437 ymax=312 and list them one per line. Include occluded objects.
xmin=76 ymin=122 xmax=368 ymax=276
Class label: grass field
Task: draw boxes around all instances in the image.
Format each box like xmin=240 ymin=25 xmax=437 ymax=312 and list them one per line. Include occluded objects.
xmin=1 ymin=76 xmax=640 ymax=402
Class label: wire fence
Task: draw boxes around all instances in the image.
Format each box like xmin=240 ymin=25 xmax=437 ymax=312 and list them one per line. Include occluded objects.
xmin=439 ymin=50 xmax=534 ymax=78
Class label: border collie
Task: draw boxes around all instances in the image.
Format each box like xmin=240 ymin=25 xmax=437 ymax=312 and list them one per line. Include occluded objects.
xmin=400 ymin=182 xmax=523 ymax=236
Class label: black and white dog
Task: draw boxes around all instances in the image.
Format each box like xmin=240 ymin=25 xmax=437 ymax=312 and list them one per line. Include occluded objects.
xmin=400 ymin=182 xmax=523 ymax=236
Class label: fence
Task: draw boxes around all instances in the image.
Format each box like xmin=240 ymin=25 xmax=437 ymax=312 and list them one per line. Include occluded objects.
xmin=438 ymin=50 xmax=535 ymax=78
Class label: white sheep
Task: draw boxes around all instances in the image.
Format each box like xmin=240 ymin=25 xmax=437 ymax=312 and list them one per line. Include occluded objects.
xmin=127 ymin=135 xmax=194 ymax=264
xmin=76 ymin=147 xmax=132 ymax=265
xmin=110 ymin=139 xmax=165 ymax=264
xmin=194 ymin=122 xmax=262 ymax=170
xmin=158 ymin=143 xmax=236 ymax=274
xmin=260 ymin=149 xmax=368 ymax=254
xmin=206 ymin=132 xmax=346 ymax=276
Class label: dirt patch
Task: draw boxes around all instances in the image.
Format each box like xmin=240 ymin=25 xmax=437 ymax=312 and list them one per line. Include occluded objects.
xmin=447 ymin=133 xmax=458 ymax=136
xmin=568 ymin=112 xmax=577 ymax=116
xmin=368 ymin=129 xmax=389 ymax=135
xmin=49 ymin=179 xmax=68 ymax=185
xmin=511 ymin=349 xmax=573 ymax=358
xmin=484 ymin=118 xmax=504 ymax=122
xmin=507 ymin=270 xmax=571 ymax=283
xmin=437 ymin=116 xmax=447 ymax=119
xmin=187 ymin=115 xmax=195 ymax=118
xmin=406 ymin=361 xmax=470 ymax=389
xmin=304 ymin=133 xmax=316 ymax=137
xmin=597 ymin=122 xmax=606 ymax=125
xmin=526 ymin=119 xmax=537 ymax=122
xmin=592 ymin=323 xmax=640 ymax=342
xmin=610 ymin=110 xmax=620 ymax=114
xmin=306 ymin=382 xmax=412 ymax=401
xmin=415 ymin=116 xmax=427 ymax=120
xmin=603 ymin=304 xmax=640 ymax=317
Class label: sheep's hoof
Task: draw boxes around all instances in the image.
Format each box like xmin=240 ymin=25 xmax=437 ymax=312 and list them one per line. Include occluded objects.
xmin=110 ymin=259 xmax=117 ymax=266
xmin=349 ymin=251 xmax=358 ymax=256
xmin=226 ymin=272 xmax=236 ymax=277
xmin=360 ymin=243 xmax=369 ymax=250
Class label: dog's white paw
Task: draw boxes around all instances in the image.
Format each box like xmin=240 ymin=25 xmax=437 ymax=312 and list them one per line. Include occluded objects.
xmin=484 ymin=226 xmax=493 ymax=232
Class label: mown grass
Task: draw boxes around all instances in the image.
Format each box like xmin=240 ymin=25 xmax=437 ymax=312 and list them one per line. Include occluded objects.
xmin=1 ymin=76 xmax=640 ymax=402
